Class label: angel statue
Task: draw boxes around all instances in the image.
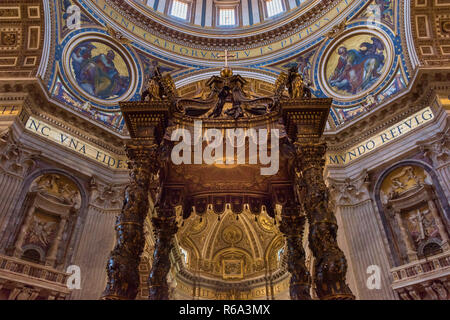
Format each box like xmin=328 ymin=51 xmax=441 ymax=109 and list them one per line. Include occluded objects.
xmin=287 ymin=65 xmax=312 ymax=99
xmin=141 ymin=61 xmax=163 ymax=101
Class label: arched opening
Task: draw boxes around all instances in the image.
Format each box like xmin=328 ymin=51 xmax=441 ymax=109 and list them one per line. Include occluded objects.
xmin=21 ymin=249 xmax=41 ymax=264
xmin=422 ymin=242 xmax=443 ymax=258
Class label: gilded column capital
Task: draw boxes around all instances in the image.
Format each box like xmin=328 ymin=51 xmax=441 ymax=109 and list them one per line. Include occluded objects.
xmin=88 ymin=176 xmax=127 ymax=211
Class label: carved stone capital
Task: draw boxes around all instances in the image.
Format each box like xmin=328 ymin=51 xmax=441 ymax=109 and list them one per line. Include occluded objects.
xmin=0 ymin=128 xmax=40 ymax=177
xmin=89 ymin=176 xmax=126 ymax=210
xmin=417 ymin=127 xmax=449 ymax=167
xmin=328 ymin=170 xmax=371 ymax=206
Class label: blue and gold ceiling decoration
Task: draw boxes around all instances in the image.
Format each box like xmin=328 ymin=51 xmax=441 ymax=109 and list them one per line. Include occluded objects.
xmin=42 ymin=0 xmax=414 ymax=134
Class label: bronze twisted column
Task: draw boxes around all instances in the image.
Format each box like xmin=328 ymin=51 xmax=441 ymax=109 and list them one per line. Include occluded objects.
xmin=148 ymin=208 xmax=178 ymax=300
xmin=279 ymin=212 xmax=311 ymax=300
xmin=102 ymin=143 xmax=161 ymax=300
xmin=272 ymin=184 xmax=311 ymax=300
xmin=147 ymin=185 xmax=185 ymax=300
xmin=296 ymin=143 xmax=354 ymax=300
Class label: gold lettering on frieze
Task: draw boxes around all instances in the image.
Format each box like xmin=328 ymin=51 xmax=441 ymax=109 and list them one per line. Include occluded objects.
xmin=326 ymin=107 xmax=435 ymax=166
xmin=88 ymin=0 xmax=354 ymax=60
xmin=25 ymin=116 xmax=127 ymax=170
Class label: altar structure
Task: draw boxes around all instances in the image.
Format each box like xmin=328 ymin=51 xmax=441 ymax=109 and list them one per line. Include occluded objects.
xmin=100 ymin=65 xmax=354 ymax=300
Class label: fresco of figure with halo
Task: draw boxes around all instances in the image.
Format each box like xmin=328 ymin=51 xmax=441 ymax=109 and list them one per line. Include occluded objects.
xmin=327 ymin=36 xmax=386 ymax=96
xmin=70 ymin=41 xmax=130 ymax=100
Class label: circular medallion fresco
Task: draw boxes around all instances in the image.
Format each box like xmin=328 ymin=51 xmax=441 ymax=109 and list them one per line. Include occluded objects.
xmin=68 ymin=40 xmax=131 ymax=101
xmin=222 ymin=225 xmax=243 ymax=245
xmin=321 ymin=30 xmax=393 ymax=102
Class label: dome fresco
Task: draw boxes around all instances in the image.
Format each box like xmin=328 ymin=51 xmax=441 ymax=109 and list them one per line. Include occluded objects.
xmin=68 ymin=40 xmax=131 ymax=101
xmin=325 ymin=34 xmax=388 ymax=97
xmin=44 ymin=0 xmax=412 ymax=133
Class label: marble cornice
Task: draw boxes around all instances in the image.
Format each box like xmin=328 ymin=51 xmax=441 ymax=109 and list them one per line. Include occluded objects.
xmin=4 ymin=69 xmax=447 ymax=159
xmin=324 ymin=68 xmax=450 ymax=152
xmin=417 ymin=124 xmax=450 ymax=169
xmin=0 ymin=79 xmax=128 ymax=156
xmin=105 ymin=0 xmax=337 ymax=49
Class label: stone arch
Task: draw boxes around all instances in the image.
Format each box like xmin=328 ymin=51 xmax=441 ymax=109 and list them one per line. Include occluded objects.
xmin=265 ymin=234 xmax=285 ymax=271
xmin=3 ymin=167 xmax=89 ymax=270
xmin=373 ymin=160 xmax=450 ymax=266
xmin=21 ymin=244 xmax=45 ymax=263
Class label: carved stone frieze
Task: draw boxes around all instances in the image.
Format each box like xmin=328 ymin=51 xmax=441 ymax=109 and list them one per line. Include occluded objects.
xmin=105 ymin=0 xmax=336 ymax=50
xmin=392 ymin=251 xmax=450 ymax=300
xmin=0 ymin=253 xmax=70 ymax=300
xmin=31 ymin=173 xmax=81 ymax=207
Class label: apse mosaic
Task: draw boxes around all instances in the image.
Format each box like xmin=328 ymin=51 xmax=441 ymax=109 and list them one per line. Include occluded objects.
xmin=69 ymin=41 xmax=131 ymax=101
xmin=325 ymin=34 xmax=387 ymax=97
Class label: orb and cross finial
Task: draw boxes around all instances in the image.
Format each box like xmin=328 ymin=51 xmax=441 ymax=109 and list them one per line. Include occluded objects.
xmin=218 ymin=49 xmax=236 ymax=77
